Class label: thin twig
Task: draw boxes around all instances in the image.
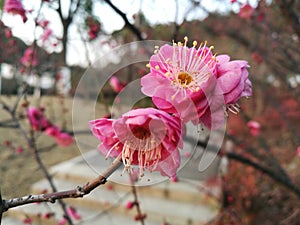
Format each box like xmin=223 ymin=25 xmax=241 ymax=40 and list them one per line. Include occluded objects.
xmin=129 ymin=174 xmax=145 ymax=225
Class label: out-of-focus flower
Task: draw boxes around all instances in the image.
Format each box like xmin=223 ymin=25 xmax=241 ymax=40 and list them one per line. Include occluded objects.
xmin=27 ymin=107 xmax=50 ymax=131
xmin=45 ymin=125 xmax=60 ymax=137
xmin=109 ymin=76 xmax=125 ymax=93
xmin=55 ymin=132 xmax=73 ymax=147
xmin=58 ymin=217 xmax=67 ymax=225
xmin=38 ymin=19 xmax=49 ymax=28
xmin=3 ymin=140 xmax=11 ymax=147
xmin=4 ymin=0 xmax=27 ymax=22
xmin=15 ymin=147 xmax=23 ymax=154
xmin=247 ymin=120 xmax=261 ymax=136
xmin=20 ymin=47 xmax=38 ymax=67
xmin=67 ymin=206 xmax=81 ymax=220
xmin=297 ymin=146 xmax=300 ymax=157
xmin=41 ymin=28 xmax=52 ymax=43
xmin=89 ymin=108 xmax=184 ymax=179
xmin=5 ymin=28 xmax=12 ymax=38
xmin=22 ymin=217 xmax=33 ymax=224
xmin=238 ymin=3 xmax=255 ymax=19
xmin=251 ymin=52 xmax=263 ymax=64
xmin=86 ymin=16 xmax=101 ymax=40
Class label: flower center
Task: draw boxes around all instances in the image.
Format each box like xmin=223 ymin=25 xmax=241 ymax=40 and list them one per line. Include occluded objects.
xmin=177 ymin=72 xmax=193 ymax=87
xmin=131 ymin=126 xmax=150 ymax=139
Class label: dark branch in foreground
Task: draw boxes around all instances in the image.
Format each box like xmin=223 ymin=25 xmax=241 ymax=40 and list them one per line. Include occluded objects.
xmin=1 ymin=158 xmax=123 ymax=213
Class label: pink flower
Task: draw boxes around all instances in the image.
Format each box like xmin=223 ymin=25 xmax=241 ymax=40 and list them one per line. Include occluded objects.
xmin=4 ymin=0 xmax=27 ymax=22
xmin=89 ymin=108 xmax=184 ymax=178
xmin=55 ymin=133 xmax=73 ymax=147
xmin=67 ymin=207 xmax=81 ymax=220
xmin=297 ymin=146 xmax=300 ymax=157
xmin=216 ymin=55 xmax=252 ymax=105
xmin=141 ymin=38 xmax=221 ymax=126
xmin=109 ymin=76 xmax=125 ymax=93
xmin=20 ymin=47 xmax=38 ymax=67
xmin=247 ymin=120 xmax=261 ymax=136
xmin=27 ymin=107 xmax=51 ymax=131
xmin=238 ymin=3 xmax=254 ymax=19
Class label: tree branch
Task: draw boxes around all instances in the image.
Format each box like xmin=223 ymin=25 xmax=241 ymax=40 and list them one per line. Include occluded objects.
xmin=102 ymin=0 xmax=144 ymax=40
xmin=190 ymin=137 xmax=300 ymax=198
xmin=1 ymin=158 xmax=123 ymax=212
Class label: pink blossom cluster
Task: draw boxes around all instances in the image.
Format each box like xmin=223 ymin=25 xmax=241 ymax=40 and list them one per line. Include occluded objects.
xmin=27 ymin=107 xmax=73 ymax=147
xmin=90 ymin=37 xmax=252 ymax=179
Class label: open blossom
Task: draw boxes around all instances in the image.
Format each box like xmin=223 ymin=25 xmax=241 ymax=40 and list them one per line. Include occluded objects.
xmin=89 ymin=108 xmax=184 ymax=178
xmin=4 ymin=0 xmax=27 ymax=22
xmin=27 ymin=107 xmax=50 ymax=131
xmin=141 ymin=37 xmax=251 ymax=128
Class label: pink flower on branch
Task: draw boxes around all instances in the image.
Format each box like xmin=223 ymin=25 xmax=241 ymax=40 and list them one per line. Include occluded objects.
xmin=141 ymin=37 xmax=251 ymax=128
xmin=89 ymin=108 xmax=184 ymax=179
xmin=27 ymin=107 xmax=50 ymax=131
xmin=4 ymin=0 xmax=27 ymax=22
xmin=216 ymin=55 xmax=252 ymax=105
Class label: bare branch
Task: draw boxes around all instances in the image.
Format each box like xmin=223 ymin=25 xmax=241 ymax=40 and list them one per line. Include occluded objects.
xmin=102 ymin=0 xmax=144 ymax=40
xmin=1 ymin=158 xmax=123 ymax=212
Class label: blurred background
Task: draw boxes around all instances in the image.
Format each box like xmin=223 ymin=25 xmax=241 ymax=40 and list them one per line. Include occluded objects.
xmin=0 ymin=0 xmax=300 ymax=224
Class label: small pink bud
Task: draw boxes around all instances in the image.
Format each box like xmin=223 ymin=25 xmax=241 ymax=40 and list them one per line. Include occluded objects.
xmin=3 ymin=140 xmax=11 ymax=147
xmin=247 ymin=120 xmax=261 ymax=136
xmin=23 ymin=217 xmax=33 ymax=224
xmin=44 ymin=212 xmax=55 ymax=219
xmin=15 ymin=147 xmax=23 ymax=154
xmin=126 ymin=201 xmax=134 ymax=209
xmin=134 ymin=213 xmax=147 ymax=221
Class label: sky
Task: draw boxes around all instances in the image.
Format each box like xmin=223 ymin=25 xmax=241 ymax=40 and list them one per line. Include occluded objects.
xmin=1 ymin=0 xmax=258 ymax=66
